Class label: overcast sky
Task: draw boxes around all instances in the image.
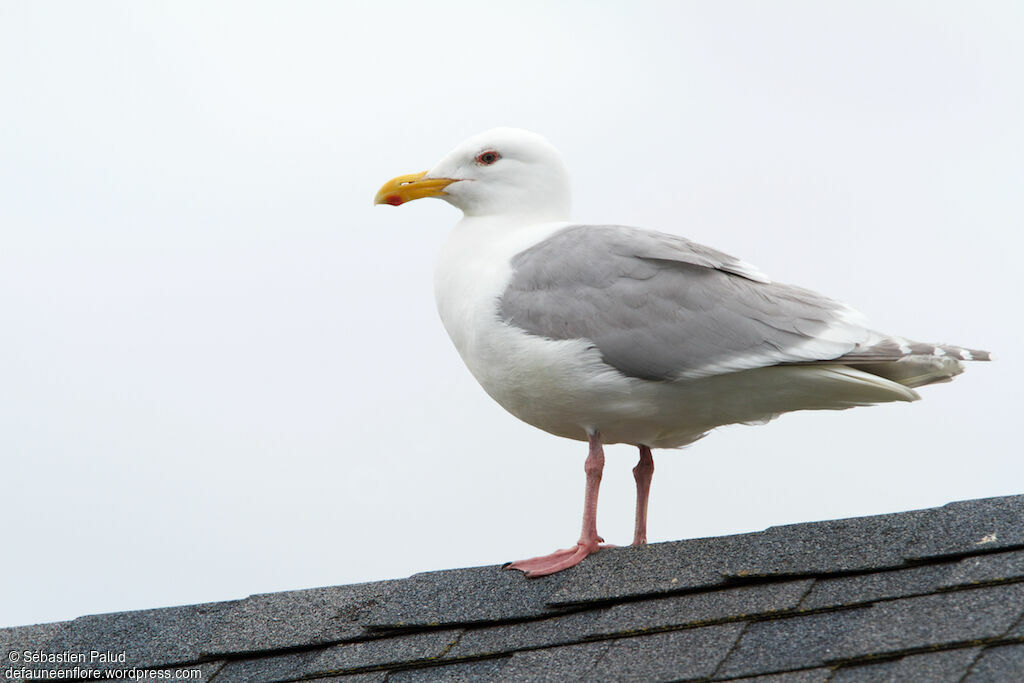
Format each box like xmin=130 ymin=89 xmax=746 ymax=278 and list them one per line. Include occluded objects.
xmin=2 ymin=1 xmax=1021 ymax=629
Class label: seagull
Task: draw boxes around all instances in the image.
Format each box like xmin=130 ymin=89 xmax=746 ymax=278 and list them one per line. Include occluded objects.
xmin=374 ymin=127 xmax=991 ymax=577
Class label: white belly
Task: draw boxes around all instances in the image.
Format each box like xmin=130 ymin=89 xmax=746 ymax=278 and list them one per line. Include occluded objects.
xmin=433 ymin=218 xmax=915 ymax=449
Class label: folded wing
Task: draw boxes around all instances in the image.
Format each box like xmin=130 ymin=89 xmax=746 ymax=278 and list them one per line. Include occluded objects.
xmin=499 ymin=225 xmax=988 ymax=385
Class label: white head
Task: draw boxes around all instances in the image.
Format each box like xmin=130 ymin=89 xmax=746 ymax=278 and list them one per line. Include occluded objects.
xmin=375 ymin=127 xmax=572 ymax=222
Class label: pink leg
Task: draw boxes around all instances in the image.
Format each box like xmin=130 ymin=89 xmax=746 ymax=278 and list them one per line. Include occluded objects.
xmin=506 ymin=431 xmax=612 ymax=577
xmin=632 ymin=446 xmax=654 ymax=545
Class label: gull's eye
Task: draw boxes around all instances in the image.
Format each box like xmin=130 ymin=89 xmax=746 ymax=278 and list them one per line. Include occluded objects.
xmin=475 ymin=150 xmax=501 ymax=166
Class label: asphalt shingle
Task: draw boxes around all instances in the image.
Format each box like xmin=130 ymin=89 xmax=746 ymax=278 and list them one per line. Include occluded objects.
xmin=726 ymin=669 xmax=832 ymax=682
xmin=909 ymin=495 xmax=1024 ymax=560
xmin=444 ymin=607 xmax=611 ymax=659
xmin=0 ymin=621 xmax=71 ymax=660
xmin=363 ymin=565 xmax=565 ymax=628
xmin=592 ymin=579 xmax=811 ymax=635
xmin=721 ymin=582 xmax=1024 ymax=677
xmin=449 ymin=622 xmax=745 ymax=681
xmin=716 ymin=606 xmax=870 ymax=678
xmin=589 ymin=623 xmax=745 ymax=681
xmin=303 ymin=673 xmax=388 ymax=682
xmin=725 ymin=509 xmax=932 ymax=578
xmin=5 ymin=494 xmax=1023 ymax=683
xmin=213 ymin=629 xmax=462 ymax=683
xmin=964 ymin=642 xmax=1024 ymax=681
xmin=20 ymin=602 xmax=234 ymax=673
xmin=545 ymin=533 xmax=759 ymax=605
xmin=938 ymin=547 xmax=1024 ymax=589
xmin=798 ymin=563 xmax=952 ymax=611
xmin=387 ymin=658 xmax=510 ymax=682
xmin=839 ymin=582 xmax=1024 ymax=659
xmin=498 ymin=640 xmax=612 ymax=681
xmin=446 ymin=579 xmax=811 ymax=661
xmin=1005 ymin=612 xmax=1024 ymax=639
xmin=202 ymin=580 xmax=392 ymax=656
xmin=829 ymin=647 xmax=981 ymax=682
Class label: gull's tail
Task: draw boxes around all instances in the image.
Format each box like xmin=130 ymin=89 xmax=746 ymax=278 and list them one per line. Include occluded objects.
xmin=832 ymin=338 xmax=993 ymax=389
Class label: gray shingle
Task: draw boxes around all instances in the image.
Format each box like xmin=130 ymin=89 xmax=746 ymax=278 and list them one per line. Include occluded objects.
xmin=449 ymin=619 xmax=745 ymax=680
xmin=717 ymin=607 xmax=870 ymax=678
xmin=0 ymin=621 xmax=71 ymax=655
xmin=446 ymin=580 xmax=810 ymax=661
xmin=839 ymin=582 xmax=1024 ymax=659
xmin=212 ymin=629 xmax=461 ymax=683
xmin=724 ymin=509 xmax=932 ymax=578
xmin=798 ymin=564 xmax=952 ymax=610
xmin=1004 ymin=612 xmax=1024 ymax=639
xmin=19 ymin=601 xmax=234 ymax=673
xmin=724 ymin=669 xmax=833 ymax=682
xmin=363 ymin=565 xmax=566 ymax=628
xmin=964 ymin=643 xmax=1024 ymax=681
xmin=590 ymin=623 xmax=745 ymax=681
xmin=909 ymin=495 xmax=1024 ymax=561
xmin=387 ymin=658 xmax=510 ymax=682
xmin=202 ymin=581 xmax=393 ymax=656
xmin=208 ymin=648 xmax=323 ymax=683
xmin=722 ymin=582 xmax=1024 ymax=677
xmin=303 ymin=674 xmax=387 ymax=683
xmin=938 ymin=548 xmax=1024 ymax=589
xmin=830 ymin=647 xmax=981 ymax=682
xmin=444 ymin=608 xmax=612 ymax=659
xmin=545 ymin=533 xmax=760 ymax=605
xmin=593 ymin=579 xmax=811 ymax=635
xmin=499 ymin=640 xmax=612 ymax=681
xmin=309 ymin=630 xmax=462 ymax=675
xmin=5 ymin=494 xmax=1021 ymax=683
xmin=544 ymin=496 xmax=1024 ymax=610
xmin=3 ymin=582 xmax=396 ymax=674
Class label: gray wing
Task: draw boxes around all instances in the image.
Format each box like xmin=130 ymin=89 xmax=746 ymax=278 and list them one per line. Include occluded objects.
xmin=498 ymin=225 xmax=874 ymax=381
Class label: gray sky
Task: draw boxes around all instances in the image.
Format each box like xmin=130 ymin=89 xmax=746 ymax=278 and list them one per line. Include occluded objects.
xmin=2 ymin=1 xmax=1021 ymax=628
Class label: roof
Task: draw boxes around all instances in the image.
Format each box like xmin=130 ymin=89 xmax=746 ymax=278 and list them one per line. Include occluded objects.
xmin=4 ymin=494 xmax=1024 ymax=682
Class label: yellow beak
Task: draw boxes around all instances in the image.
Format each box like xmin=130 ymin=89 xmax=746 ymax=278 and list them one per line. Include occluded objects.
xmin=374 ymin=171 xmax=458 ymax=206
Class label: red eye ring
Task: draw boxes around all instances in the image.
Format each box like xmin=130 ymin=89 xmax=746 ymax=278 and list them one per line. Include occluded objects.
xmin=475 ymin=150 xmax=501 ymax=166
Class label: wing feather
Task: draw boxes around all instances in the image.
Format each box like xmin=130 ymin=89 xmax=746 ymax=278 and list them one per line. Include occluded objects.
xmin=499 ymin=225 xmax=871 ymax=381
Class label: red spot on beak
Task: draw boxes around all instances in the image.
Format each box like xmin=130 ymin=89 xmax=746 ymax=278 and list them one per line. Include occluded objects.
xmin=384 ymin=195 xmax=403 ymax=206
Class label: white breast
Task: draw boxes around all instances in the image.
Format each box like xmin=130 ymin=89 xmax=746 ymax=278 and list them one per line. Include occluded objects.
xmin=433 ymin=216 xmax=573 ymax=388
xmin=433 ymin=217 xmax=683 ymax=445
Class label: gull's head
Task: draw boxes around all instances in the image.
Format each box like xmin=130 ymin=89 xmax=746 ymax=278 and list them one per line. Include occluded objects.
xmin=374 ymin=127 xmax=571 ymax=222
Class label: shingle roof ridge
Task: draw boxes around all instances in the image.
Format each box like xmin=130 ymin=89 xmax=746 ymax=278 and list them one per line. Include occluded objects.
xmin=2 ymin=493 xmax=1022 ymax=683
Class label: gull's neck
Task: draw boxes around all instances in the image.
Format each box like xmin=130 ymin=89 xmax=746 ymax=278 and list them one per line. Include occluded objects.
xmin=449 ymin=213 xmax=571 ymax=246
